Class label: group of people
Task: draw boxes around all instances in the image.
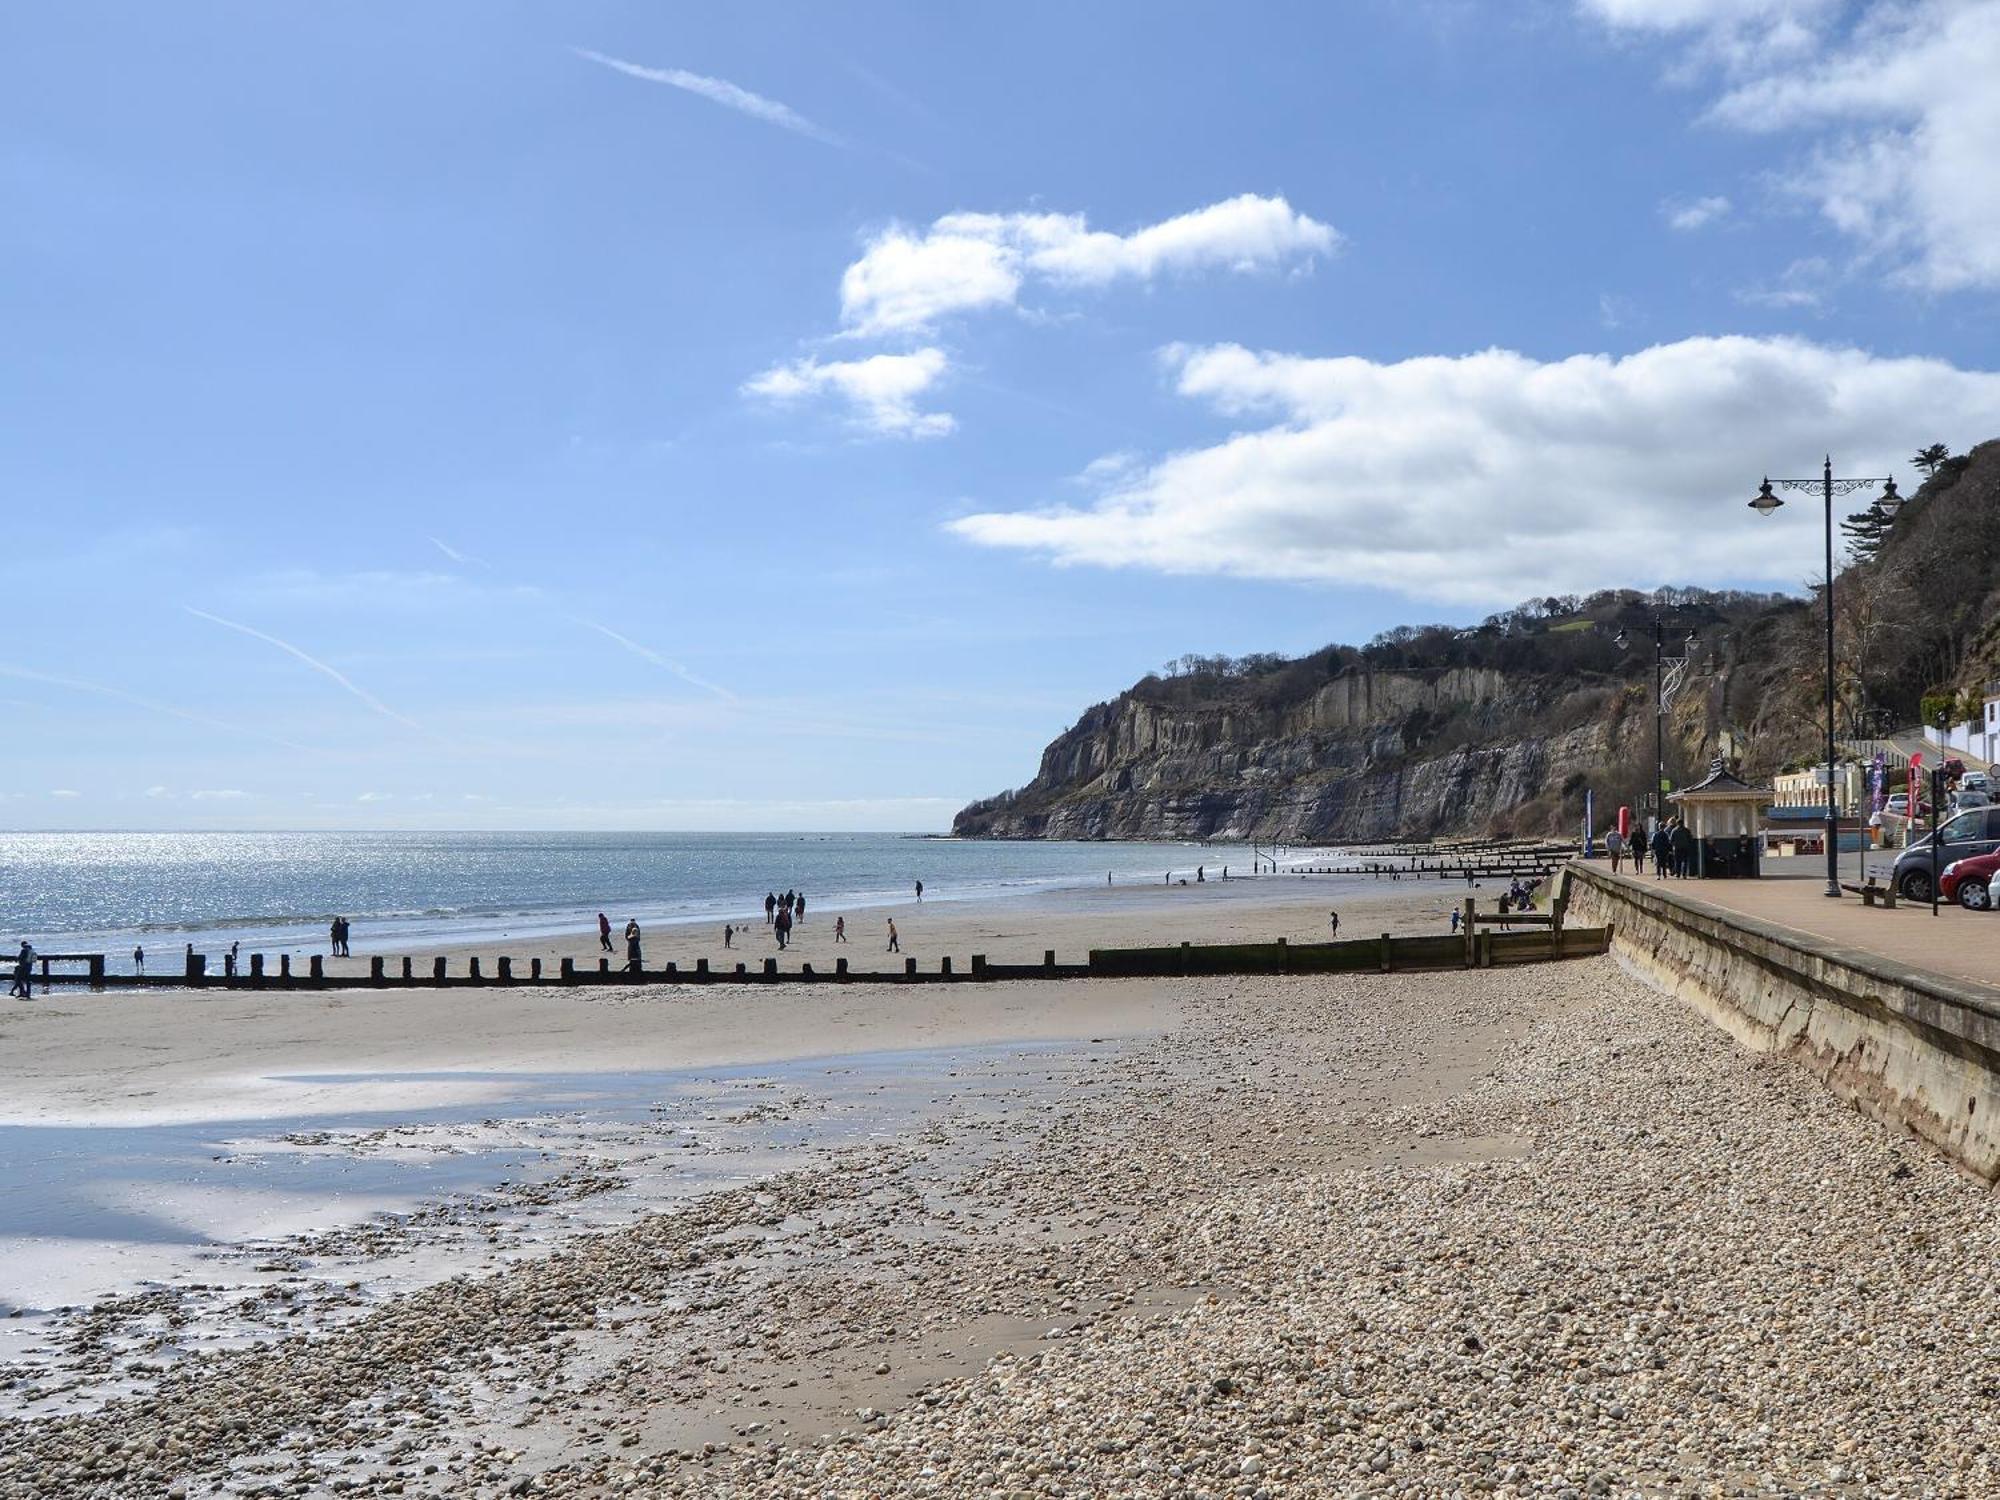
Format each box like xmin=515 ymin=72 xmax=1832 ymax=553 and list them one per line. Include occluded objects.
xmin=1603 ymin=820 xmax=1696 ymax=878
xmin=10 ymin=941 xmax=33 ymax=1000
xmin=327 ymin=917 xmax=353 ymax=957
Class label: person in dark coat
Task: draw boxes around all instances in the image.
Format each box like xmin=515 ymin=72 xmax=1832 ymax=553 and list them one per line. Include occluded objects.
xmin=1671 ymin=819 xmax=1697 ymax=877
xmin=1650 ymin=823 xmax=1672 ymax=878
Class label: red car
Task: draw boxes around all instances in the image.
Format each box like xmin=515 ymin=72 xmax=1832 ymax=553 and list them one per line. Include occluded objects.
xmin=1939 ymin=851 xmax=2000 ymax=910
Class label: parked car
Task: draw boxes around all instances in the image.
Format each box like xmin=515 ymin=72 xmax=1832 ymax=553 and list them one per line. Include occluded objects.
xmin=1941 ymin=850 xmax=2000 ymax=910
xmin=1886 ymin=792 xmax=1911 ymax=816
xmin=1891 ymin=806 xmax=2000 ymax=902
xmin=1952 ymin=788 xmax=1992 ymax=812
xmin=1963 ymin=772 xmax=1991 ymax=793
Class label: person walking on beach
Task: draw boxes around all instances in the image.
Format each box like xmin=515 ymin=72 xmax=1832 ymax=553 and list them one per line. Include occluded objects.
xmin=1605 ymin=827 xmax=1624 ymax=874
xmin=834 ymin=915 xmax=847 ymax=944
xmin=765 ymin=892 xmax=777 ymax=925
xmin=723 ymin=923 xmax=734 ymax=950
xmin=133 ymin=945 xmax=145 ymax=976
xmin=795 ymin=893 xmax=806 ymax=923
xmin=886 ymin=919 xmax=900 ymax=953
xmin=225 ymin=941 xmax=239 ymax=979
xmin=598 ymin=912 xmax=613 ymax=953
xmin=775 ymin=908 xmax=792 ymax=950
xmin=329 ymin=917 xmax=340 ymax=955
xmin=10 ymin=942 xmax=33 ymax=1001
xmin=914 ymin=880 xmax=923 ymax=903
xmin=1329 ymin=910 xmax=1340 ymax=938
xmin=623 ymin=919 xmax=642 ymax=970
xmin=1450 ymin=908 xmax=1461 ymax=934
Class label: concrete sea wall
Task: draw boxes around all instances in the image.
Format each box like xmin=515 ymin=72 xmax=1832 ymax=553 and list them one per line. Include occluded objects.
xmin=1559 ymin=861 xmax=2000 ymax=1182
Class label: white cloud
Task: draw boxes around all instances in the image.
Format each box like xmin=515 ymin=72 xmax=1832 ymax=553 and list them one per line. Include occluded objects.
xmin=1735 ymin=255 xmax=1834 ymax=309
xmin=190 ymin=789 xmax=248 ymax=801
xmin=1588 ymin=1 xmax=2000 ymax=292
xmin=743 ymin=348 xmax=955 ymax=438
xmin=49 ymin=788 xmax=80 ymax=798
xmin=838 ymin=194 xmax=1337 ymax=336
xmin=184 ymin=607 xmax=426 ymax=735
xmin=571 ymin=48 xmax=841 ymax=145
xmin=949 ymin=335 xmax=2000 ymax=607
xmin=1663 ymin=193 xmax=1732 ymax=230
xmin=145 ymin=785 xmax=171 ymax=799
xmin=357 ymin=791 xmax=393 ymax=803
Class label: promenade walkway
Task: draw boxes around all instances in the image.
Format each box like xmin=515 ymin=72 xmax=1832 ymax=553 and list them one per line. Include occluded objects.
xmin=1603 ymin=852 xmax=2000 ymax=987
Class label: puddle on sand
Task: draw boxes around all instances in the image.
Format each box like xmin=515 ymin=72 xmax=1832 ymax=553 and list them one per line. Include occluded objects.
xmin=0 ymin=1038 xmax=1115 ymax=1417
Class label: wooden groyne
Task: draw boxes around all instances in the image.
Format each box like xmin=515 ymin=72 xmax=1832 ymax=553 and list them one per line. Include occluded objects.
xmin=34 ymin=912 xmax=1612 ymax=994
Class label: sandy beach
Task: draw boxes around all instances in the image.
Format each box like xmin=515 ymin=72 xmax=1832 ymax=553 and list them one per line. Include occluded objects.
xmin=5 ymin=875 xmax=1996 ymax=1497
xmin=315 ymin=869 xmax=1474 ymax=979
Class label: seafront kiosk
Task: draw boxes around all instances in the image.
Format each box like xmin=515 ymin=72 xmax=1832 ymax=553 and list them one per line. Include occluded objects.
xmin=1668 ymin=755 xmax=1769 ymax=878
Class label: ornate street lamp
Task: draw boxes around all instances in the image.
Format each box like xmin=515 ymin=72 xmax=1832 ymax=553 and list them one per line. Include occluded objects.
xmin=1614 ymin=620 xmax=1700 ymax=837
xmin=1747 ymin=461 xmax=1904 ymax=897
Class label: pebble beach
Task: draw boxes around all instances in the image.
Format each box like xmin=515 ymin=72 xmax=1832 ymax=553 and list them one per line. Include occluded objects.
xmin=3 ymin=884 xmax=1995 ymax=1498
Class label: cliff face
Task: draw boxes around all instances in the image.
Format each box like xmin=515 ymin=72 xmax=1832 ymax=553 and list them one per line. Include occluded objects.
xmin=957 ymin=669 xmax=1638 ymax=843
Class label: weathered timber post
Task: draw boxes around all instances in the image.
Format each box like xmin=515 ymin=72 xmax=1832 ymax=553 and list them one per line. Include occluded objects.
xmin=89 ymin=955 xmax=106 ymax=991
xmin=695 ymin=958 xmax=709 ymax=978
xmin=664 ymin=961 xmax=677 ymax=979
xmin=1380 ymin=933 xmax=1393 ymax=973
xmin=904 ymin=957 xmax=917 ymax=978
xmin=433 ymin=957 xmax=447 ymax=983
xmin=598 ymin=958 xmax=609 ymax=975
xmin=307 ymin=955 xmax=322 ymax=983
xmin=280 ymin=954 xmax=292 ymax=982
xmin=1276 ymin=936 xmax=1288 ymax=972
xmin=1463 ymin=898 xmax=1477 ymax=967
xmin=940 ymin=956 xmax=952 ymax=977
xmin=560 ymin=957 xmax=575 ymax=982
xmin=497 ymin=957 xmax=512 ymax=982
xmin=763 ymin=958 xmax=777 ymax=977
xmin=1044 ymin=949 xmax=1056 ymax=972
xmin=401 ymin=956 xmax=413 ymax=983
xmin=530 ymin=958 xmax=542 ymax=981
xmin=836 ymin=957 xmax=849 ymax=978
xmin=1180 ymin=940 xmax=1191 ymax=976
xmin=369 ymin=956 xmax=385 ymax=985
xmin=249 ymin=954 xmax=265 ymax=987
xmin=972 ymin=954 xmax=987 ymax=979
xmin=467 ymin=957 xmax=482 ymax=982
xmin=801 ymin=963 xmax=814 ymax=979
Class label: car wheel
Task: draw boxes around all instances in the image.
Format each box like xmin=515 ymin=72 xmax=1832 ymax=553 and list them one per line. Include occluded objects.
xmin=1959 ymin=879 xmax=1992 ymax=912
xmin=1900 ymin=869 xmax=1933 ymax=903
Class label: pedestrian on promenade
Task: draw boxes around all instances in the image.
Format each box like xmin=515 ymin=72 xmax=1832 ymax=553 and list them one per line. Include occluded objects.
xmin=10 ymin=942 xmax=33 ymax=1001
xmin=598 ymin=913 xmax=613 ymax=953
xmin=1671 ymin=819 xmax=1696 ymax=878
xmin=886 ymin=919 xmax=901 ymax=953
xmin=1606 ymin=827 xmax=1624 ymax=874
xmin=1631 ymin=829 xmax=1647 ymax=875
xmin=1650 ymin=823 xmax=1671 ymax=879
xmin=624 ymin=919 xmax=642 ymax=969
xmin=834 ymin=916 xmax=847 ymax=944
xmin=133 ymin=945 xmax=145 ymax=975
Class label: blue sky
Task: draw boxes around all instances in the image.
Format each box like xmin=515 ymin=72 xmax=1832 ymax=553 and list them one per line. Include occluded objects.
xmin=6 ymin=0 xmax=1998 ymax=831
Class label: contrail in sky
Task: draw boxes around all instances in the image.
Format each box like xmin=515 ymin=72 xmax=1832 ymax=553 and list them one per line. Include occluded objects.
xmin=574 ymin=619 xmax=739 ymax=704
xmin=0 ymin=662 xmax=312 ymax=753
xmin=185 ymin=607 xmax=427 ymax=733
xmin=570 ymin=47 xmax=844 ymax=145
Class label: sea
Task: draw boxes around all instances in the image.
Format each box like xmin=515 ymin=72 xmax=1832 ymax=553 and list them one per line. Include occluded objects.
xmin=0 ymin=830 xmax=1318 ymax=962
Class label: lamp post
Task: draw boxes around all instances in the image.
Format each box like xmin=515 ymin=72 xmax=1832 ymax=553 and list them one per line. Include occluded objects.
xmin=1614 ymin=617 xmax=1699 ymax=840
xmin=1748 ymin=460 xmax=1903 ymax=898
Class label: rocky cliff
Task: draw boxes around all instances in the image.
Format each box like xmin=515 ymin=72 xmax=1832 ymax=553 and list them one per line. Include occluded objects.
xmin=955 ymin=439 xmax=2000 ymax=844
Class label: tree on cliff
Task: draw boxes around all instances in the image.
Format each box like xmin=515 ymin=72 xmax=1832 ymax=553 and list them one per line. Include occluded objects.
xmin=1912 ymin=443 xmax=1951 ymax=478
